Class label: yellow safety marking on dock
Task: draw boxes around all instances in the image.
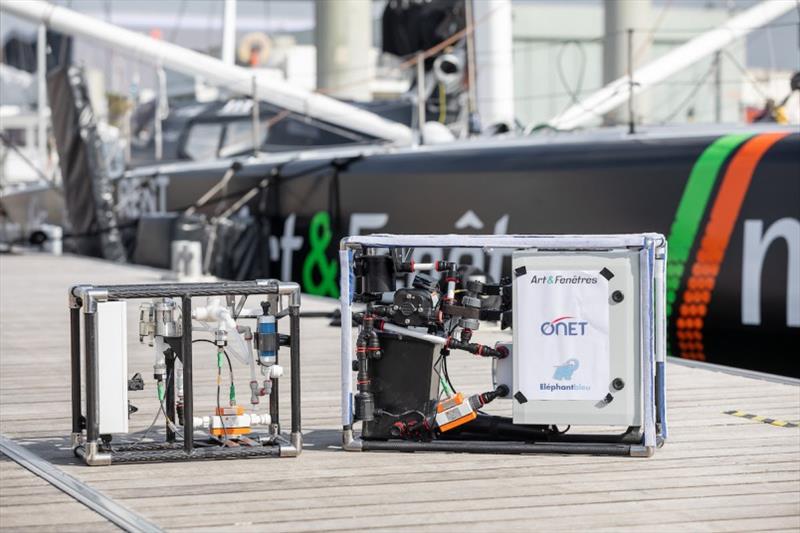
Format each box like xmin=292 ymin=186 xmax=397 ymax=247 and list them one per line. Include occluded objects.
xmin=724 ymin=410 xmax=799 ymax=428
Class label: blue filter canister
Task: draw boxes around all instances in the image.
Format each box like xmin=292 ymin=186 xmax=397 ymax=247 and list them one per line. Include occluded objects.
xmin=257 ymin=302 xmax=277 ymax=365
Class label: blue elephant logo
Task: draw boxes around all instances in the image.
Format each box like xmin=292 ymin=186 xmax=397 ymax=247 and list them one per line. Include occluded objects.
xmin=553 ymin=358 xmax=580 ymax=381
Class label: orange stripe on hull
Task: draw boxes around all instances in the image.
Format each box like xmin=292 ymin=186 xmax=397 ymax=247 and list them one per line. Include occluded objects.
xmin=677 ymin=132 xmax=790 ymax=361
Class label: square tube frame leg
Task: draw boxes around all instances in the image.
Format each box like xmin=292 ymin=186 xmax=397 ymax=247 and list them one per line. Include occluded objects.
xmin=181 ymin=295 xmax=193 ymax=455
xmin=70 ymin=307 xmax=82 ymax=445
xmin=290 ymin=305 xmax=301 ymax=449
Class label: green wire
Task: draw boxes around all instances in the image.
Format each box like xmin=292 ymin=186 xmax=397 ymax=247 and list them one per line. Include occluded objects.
xmin=157 ymin=380 xmax=165 ymax=402
xmin=439 ymin=375 xmax=453 ymax=396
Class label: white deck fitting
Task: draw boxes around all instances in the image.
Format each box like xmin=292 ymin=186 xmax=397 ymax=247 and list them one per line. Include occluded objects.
xmin=1 ymin=253 xmax=799 ymax=532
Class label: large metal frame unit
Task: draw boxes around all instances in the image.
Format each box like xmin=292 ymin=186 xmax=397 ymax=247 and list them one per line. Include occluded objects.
xmin=339 ymin=234 xmax=667 ymax=457
xmin=69 ymin=280 xmax=302 ymax=465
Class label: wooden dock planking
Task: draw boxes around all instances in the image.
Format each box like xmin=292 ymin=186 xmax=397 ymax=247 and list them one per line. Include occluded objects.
xmin=0 ymin=253 xmax=798 ymax=532
xmin=0 ymin=457 xmax=117 ymax=531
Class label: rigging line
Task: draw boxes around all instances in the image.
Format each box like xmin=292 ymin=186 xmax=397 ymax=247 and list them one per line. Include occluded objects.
xmin=0 ymin=133 xmax=61 ymax=194
xmin=796 ymin=1 xmax=800 ymax=52
xmin=205 ymin=0 xmax=218 ymax=55
xmin=628 ymin=20 xmax=800 ymax=35
xmin=656 ymin=61 xmax=717 ymax=124
xmin=722 ymin=49 xmax=769 ymax=100
xmin=556 ymin=40 xmax=587 ymax=110
xmin=634 ymin=0 xmax=674 ymax=65
xmin=168 ymin=0 xmax=188 ymax=44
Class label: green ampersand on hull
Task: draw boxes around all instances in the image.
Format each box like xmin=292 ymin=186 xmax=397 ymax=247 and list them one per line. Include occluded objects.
xmin=302 ymin=211 xmax=339 ymax=297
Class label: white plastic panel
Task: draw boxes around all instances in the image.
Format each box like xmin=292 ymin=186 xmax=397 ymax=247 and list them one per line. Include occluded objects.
xmin=512 ymin=250 xmax=641 ymax=427
xmin=492 ymin=342 xmax=513 ymax=395
xmin=97 ymin=301 xmax=129 ymax=434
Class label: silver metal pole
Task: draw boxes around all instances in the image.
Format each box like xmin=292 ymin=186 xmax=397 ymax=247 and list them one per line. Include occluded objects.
xmin=339 ymin=248 xmax=353 ymax=428
xmin=37 ymin=23 xmax=48 ymax=164
xmin=155 ymin=64 xmax=166 ymax=161
xmin=627 ymin=28 xmax=635 ymax=134
xmin=252 ymin=75 xmax=260 ymax=156
xmin=314 ymin=0 xmax=372 ymax=100
xmin=464 ymin=0 xmax=478 ymax=130
xmin=124 ymin=107 xmax=132 ymax=164
xmin=416 ymin=53 xmax=426 ymax=144
xmin=713 ymin=51 xmax=722 ymax=123
xmin=222 ymin=0 xmax=237 ymax=65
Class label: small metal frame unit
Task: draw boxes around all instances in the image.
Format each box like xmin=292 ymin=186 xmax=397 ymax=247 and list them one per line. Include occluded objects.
xmin=339 ymin=234 xmax=667 ymax=457
xmin=69 ymin=280 xmax=302 ymax=465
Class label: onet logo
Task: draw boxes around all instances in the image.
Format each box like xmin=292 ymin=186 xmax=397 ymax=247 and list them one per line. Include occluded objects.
xmin=540 ymin=316 xmax=589 ymax=336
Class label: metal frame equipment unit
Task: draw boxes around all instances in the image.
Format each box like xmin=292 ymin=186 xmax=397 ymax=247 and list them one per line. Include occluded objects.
xmin=69 ymin=280 xmax=302 ymax=465
xmin=340 ymin=234 xmax=667 ymax=457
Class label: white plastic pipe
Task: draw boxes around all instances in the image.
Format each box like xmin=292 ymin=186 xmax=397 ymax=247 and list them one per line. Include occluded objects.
xmin=339 ymin=249 xmax=353 ymax=427
xmin=221 ymin=0 xmax=236 ymax=66
xmin=36 ymin=23 xmax=47 ymax=162
xmin=549 ymin=0 xmax=794 ymax=130
xmin=379 ymin=322 xmax=447 ymax=345
xmin=192 ymin=412 xmax=271 ymax=429
xmin=472 ymin=0 xmax=515 ymax=129
xmin=1 ymin=0 xmax=412 ymax=145
xmin=246 ymin=331 xmax=258 ymax=404
xmin=193 ymin=298 xmax=250 ymax=365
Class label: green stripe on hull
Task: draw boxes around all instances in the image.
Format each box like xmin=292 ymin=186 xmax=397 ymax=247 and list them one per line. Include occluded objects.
xmin=666 ymin=133 xmax=753 ymax=316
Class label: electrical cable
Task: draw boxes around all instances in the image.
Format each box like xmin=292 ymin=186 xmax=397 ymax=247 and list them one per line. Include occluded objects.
xmin=432 ymin=351 xmax=447 ymax=399
xmin=442 ymin=351 xmax=456 ymax=395
xmin=556 ymin=40 xmax=587 ymax=109
xmin=438 ymin=311 xmax=461 ymax=395
xmin=192 ymin=338 xmax=235 ymax=384
xmin=224 ymin=349 xmax=234 ymax=383
xmin=194 ymin=338 xmax=235 ymax=444
xmin=216 ymin=355 xmax=226 ymax=442
xmin=376 ymin=409 xmax=426 ymax=419
xmin=129 ymin=408 xmax=162 ymax=445
xmin=124 ymin=366 xmax=182 ymax=445
xmin=157 ymin=391 xmax=183 ymax=439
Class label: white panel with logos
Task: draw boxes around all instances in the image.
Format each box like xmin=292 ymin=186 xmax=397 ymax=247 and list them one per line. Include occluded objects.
xmin=511 ymin=250 xmax=641 ymax=427
xmin=97 ymin=301 xmax=129 ymax=434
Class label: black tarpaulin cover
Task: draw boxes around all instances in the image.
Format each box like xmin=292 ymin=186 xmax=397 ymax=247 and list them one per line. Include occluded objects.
xmin=47 ymin=65 xmax=126 ymax=260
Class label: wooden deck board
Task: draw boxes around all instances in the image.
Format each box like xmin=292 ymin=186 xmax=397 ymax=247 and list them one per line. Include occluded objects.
xmin=1 ymin=253 xmax=798 ymax=532
xmin=0 ymin=456 xmax=117 ymax=530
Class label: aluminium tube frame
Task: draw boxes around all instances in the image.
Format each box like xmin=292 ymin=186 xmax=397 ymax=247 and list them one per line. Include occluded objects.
xmin=69 ymin=279 xmax=302 ymax=465
xmin=339 ymin=234 xmax=667 ymax=457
